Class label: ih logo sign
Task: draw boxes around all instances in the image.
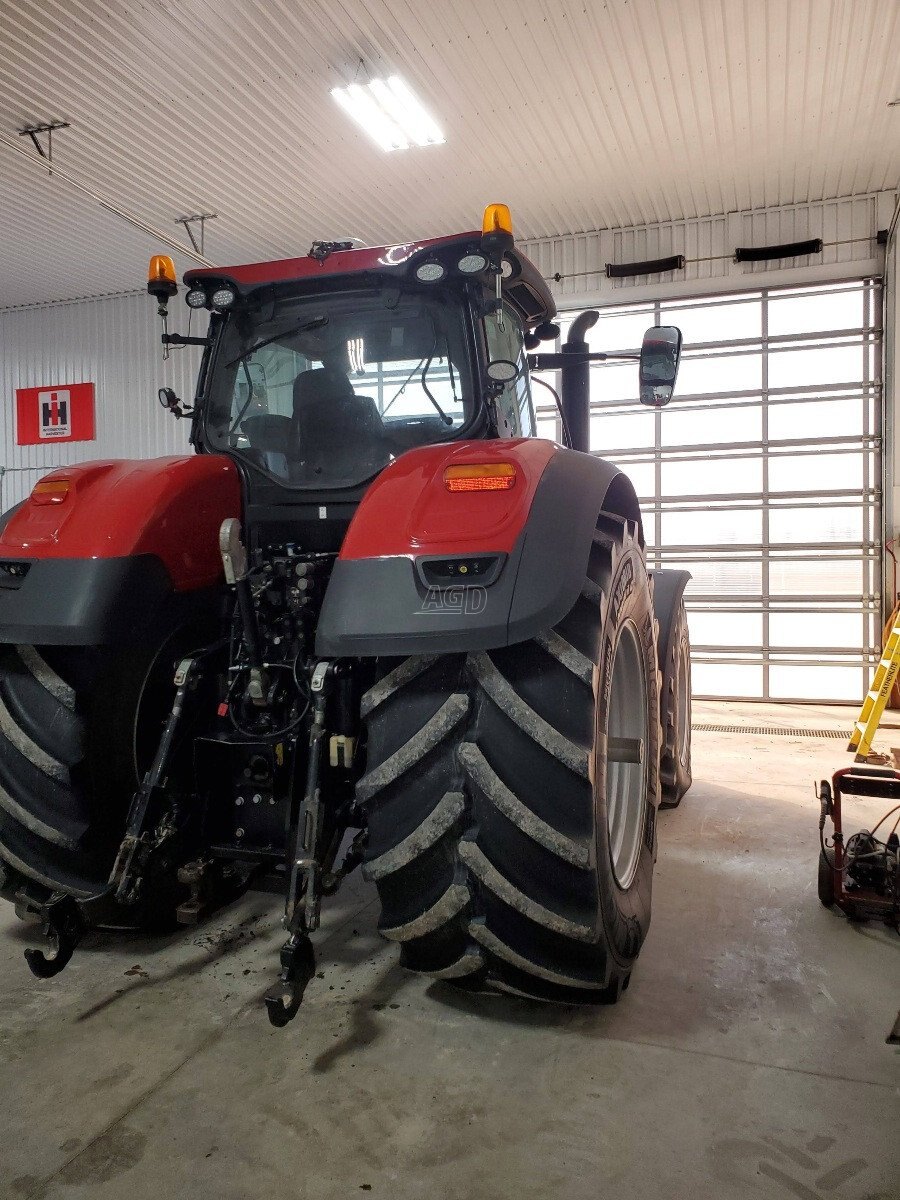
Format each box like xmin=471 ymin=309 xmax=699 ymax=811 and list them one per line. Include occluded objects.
xmin=15 ymin=382 xmax=95 ymax=445
xmin=39 ymin=390 xmax=71 ymax=438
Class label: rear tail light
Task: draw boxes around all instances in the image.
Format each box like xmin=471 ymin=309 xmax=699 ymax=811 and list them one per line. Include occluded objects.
xmin=443 ymin=463 xmax=516 ymax=493
xmin=31 ymin=479 xmax=70 ymax=505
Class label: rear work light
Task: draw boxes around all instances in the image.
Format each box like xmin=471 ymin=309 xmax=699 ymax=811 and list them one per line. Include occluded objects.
xmin=443 ymin=463 xmax=516 ymax=492
xmin=31 ymin=479 xmax=70 ymax=505
xmin=210 ymin=285 xmax=237 ymax=309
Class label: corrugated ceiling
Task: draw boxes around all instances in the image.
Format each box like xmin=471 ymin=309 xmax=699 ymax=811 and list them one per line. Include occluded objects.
xmin=1 ymin=0 xmax=899 ymax=307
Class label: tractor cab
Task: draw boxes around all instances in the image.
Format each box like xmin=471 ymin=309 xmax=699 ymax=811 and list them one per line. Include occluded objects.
xmin=149 ymin=204 xmax=683 ymax=527
xmin=150 ymin=205 xmax=559 ymax=505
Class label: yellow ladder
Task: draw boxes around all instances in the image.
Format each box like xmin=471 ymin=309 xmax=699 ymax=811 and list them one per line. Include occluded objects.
xmin=848 ymin=605 xmax=900 ymax=761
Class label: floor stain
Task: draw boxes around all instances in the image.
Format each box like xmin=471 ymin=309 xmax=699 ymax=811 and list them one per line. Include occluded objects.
xmin=56 ymin=1125 xmax=146 ymax=1188
xmin=710 ymin=1132 xmax=884 ymax=1200
xmin=9 ymin=1176 xmax=43 ymax=1199
xmin=91 ymin=1064 xmax=134 ymax=1090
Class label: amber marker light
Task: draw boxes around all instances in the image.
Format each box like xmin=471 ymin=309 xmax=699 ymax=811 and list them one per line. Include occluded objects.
xmin=443 ymin=463 xmax=516 ymax=493
xmin=31 ymin=479 xmax=70 ymax=505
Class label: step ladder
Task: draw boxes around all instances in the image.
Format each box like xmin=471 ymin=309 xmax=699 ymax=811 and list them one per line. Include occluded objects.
xmin=848 ymin=605 xmax=900 ymax=761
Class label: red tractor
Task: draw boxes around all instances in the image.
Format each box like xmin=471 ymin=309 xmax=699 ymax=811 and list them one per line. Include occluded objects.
xmin=0 ymin=205 xmax=691 ymax=1025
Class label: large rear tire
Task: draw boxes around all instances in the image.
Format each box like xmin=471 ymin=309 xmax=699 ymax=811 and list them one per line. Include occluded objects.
xmin=0 ymin=630 xmax=200 ymax=907
xmin=359 ymin=515 xmax=661 ymax=1000
xmin=659 ymin=598 xmax=692 ymax=809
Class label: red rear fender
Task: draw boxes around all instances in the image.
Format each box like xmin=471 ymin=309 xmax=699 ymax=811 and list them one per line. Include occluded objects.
xmin=0 ymin=456 xmax=241 ymax=590
xmin=316 ymin=440 xmax=635 ymax=657
xmin=339 ymin=438 xmax=559 ymax=559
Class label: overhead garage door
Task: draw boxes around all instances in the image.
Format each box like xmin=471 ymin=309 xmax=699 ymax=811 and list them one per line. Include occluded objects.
xmin=540 ymin=280 xmax=882 ymax=703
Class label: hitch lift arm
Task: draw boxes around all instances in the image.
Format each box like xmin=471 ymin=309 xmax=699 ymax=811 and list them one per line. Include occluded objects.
xmin=264 ymin=660 xmax=333 ymax=1028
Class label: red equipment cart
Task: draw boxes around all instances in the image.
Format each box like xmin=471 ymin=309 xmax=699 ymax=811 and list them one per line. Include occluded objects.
xmin=817 ymin=766 xmax=900 ymax=924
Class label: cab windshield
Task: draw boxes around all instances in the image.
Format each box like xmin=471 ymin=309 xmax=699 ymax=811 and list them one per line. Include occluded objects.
xmin=204 ymin=285 xmax=475 ymax=489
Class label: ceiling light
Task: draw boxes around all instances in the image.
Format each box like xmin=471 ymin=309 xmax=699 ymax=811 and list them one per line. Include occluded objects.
xmin=331 ymin=76 xmax=445 ymax=152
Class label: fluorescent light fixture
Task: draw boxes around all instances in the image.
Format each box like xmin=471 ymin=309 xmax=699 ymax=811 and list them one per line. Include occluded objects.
xmin=331 ymin=75 xmax=445 ymax=151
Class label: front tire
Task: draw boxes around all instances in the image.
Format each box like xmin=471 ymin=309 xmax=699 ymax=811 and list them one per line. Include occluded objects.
xmin=359 ymin=515 xmax=661 ymax=1001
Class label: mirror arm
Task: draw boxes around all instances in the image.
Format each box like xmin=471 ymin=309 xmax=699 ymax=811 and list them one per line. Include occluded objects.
xmin=528 ymin=350 xmax=642 ymax=370
xmin=161 ymin=333 xmax=211 ymax=347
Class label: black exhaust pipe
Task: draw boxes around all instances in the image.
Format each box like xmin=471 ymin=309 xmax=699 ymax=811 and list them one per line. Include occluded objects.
xmin=560 ymin=310 xmax=599 ymax=453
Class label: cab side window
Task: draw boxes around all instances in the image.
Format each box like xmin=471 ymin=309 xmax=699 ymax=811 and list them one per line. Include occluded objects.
xmin=483 ymin=305 xmax=535 ymax=437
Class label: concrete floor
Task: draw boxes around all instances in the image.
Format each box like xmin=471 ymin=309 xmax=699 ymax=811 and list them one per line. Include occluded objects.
xmin=1 ymin=701 xmax=898 ymax=1200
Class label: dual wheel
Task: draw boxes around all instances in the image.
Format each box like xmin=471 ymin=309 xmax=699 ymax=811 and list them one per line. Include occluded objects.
xmin=359 ymin=514 xmax=691 ymax=1000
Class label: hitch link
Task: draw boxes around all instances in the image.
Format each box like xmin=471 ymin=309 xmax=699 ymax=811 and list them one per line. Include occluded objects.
xmin=264 ymin=660 xmax=332 ymax=1028
xmin=109 ymin=654 xmax=203 ymax=904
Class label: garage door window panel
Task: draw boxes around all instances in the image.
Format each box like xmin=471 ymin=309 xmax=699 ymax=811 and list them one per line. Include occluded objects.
xmin=661 ymin=400 xmax=762 ymax=447
xmin=660 ymin=298 xmax=763 ymax=344
xmin=552 ymin=278 xmax=881 ymax=701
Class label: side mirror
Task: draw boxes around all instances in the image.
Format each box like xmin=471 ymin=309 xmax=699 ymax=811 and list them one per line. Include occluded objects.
xmin=639 ymin=326 xmax=682 ymax=407
xmin=159 ymin=387 xmax=191 ymax=419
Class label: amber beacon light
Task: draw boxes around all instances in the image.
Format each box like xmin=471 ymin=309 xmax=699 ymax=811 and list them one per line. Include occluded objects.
xmin=147 ymin=254 xmax=178 ymax=301
xmin=481 ymin=203 xmax=514 ymax=258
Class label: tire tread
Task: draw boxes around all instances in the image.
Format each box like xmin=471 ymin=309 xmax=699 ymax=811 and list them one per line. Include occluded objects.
xmin=361 ymin=515 xmax=656 ymax=997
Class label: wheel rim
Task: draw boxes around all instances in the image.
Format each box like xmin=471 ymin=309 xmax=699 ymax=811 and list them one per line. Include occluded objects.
xmin=677 ymin=634 xmax=691 ymax=762
xmin=605 ymin=620 xmax=649 ymax=889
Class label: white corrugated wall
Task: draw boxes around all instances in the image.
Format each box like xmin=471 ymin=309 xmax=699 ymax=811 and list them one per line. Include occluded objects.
xmin=523 ymin=190 xmax=897 ymax=308
xmin=0 ymin=293 xmax=204 ymax=508
xmin=0 ymin=190 xmax=895 ymax=511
